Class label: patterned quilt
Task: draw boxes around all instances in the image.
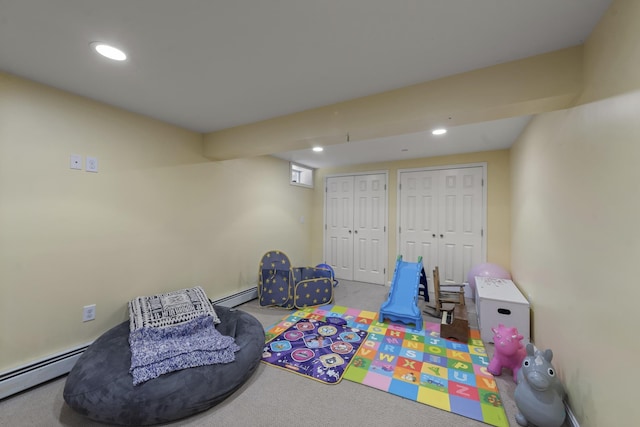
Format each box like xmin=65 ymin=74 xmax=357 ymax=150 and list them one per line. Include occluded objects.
xmin=128 ymin=286 xmax=220 ymax=331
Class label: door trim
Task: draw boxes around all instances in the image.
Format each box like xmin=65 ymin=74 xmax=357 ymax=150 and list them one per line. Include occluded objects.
xmin=396 ymin=162 xmax=487 ymax=268
xmin=323 ymin=171 xmax=389 ymax=284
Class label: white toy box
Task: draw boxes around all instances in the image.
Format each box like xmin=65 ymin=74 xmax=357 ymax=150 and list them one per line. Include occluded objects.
xmin=475 ymin=277 xmax=530 ymax=344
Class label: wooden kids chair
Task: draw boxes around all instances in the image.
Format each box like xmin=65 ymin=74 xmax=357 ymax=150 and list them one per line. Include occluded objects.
xmin=433 ymin=266 xmax=466 ymax=316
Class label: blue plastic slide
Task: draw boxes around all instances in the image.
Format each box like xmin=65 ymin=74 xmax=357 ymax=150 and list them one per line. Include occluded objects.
xmin=379 ymin=255 xmax=424 ymax=331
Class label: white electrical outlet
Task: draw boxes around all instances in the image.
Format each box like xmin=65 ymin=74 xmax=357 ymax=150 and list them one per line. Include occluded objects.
xmin=86 ymin=156 xmax=98 ymax=173
xmin=82 ymin=304 xmax=96 ymax=322
xmin=70 ymin=154 xmax=82 ymax=170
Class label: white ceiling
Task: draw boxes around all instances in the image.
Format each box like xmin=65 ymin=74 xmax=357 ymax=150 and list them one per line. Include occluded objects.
xmin=0 ymin=1 xmax=611 ymax=166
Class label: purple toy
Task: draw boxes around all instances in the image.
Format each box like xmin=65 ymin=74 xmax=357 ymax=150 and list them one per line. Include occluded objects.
xmin=487 ymin=324 xmax=526 ymax=382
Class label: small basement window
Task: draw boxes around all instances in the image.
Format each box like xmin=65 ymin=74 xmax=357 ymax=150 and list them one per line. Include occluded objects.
xmin=290 ymin=162 xmax=314 ymax=188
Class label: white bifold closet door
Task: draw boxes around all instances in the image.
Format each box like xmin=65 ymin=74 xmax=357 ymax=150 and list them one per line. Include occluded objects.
xmin=399 ymin=166 xmax=484 ymax=294
xmin=324 ymin=173 xmax=387 ymax=285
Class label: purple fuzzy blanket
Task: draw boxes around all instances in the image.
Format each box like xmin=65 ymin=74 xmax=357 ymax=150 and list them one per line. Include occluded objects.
xmin=129 ymin=315 xmax=239 ymax=385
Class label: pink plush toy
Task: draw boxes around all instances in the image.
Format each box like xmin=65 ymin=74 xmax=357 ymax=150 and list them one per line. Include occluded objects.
xmin=487 ymin=324 xmax=526 ymax=382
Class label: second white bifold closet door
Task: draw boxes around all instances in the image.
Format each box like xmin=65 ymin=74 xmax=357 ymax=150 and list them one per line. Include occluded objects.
xmin=399 ymin=166 xmax=484 ymax=293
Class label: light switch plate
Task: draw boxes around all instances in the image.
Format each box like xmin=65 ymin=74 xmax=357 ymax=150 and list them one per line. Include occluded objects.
xmin=86 ymin=156 xmax=98 ymax=173
xmin=70 ymin=154 xmax=82 ymax=170
xmin=82 ymin=304 xmax=96 ymax=322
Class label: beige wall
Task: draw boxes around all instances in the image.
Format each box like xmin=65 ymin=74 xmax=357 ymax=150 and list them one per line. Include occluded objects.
xmin=578 ymin=0 xmax=640 ymax=104
xmin=311 ymin=149 xmax=511 ymax=279
xmin=510 ymin=1 xmax=640 ymax=425
xmin=0 ymin=73 xmax=313 ymax=372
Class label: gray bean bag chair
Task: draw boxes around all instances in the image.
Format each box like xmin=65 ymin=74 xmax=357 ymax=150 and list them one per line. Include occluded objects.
xmin=63 ymin=306 xmax=265 ymax=426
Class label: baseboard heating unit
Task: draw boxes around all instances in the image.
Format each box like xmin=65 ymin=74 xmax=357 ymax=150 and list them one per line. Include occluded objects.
xmin=0 ymin=286 xmax=258 ymax=400
xmin=565 ymin=401 xmax=581 ymax=427
xmin=212 ymin=287 xmax=258 ymax=308
xmin=0 ymin=344 xmax=89 ymax=400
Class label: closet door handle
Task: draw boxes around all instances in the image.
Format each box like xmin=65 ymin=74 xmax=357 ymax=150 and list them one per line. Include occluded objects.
xmin=348 ymin=230 xmax=352 ymax=234
xmin=440 ymin=234 xmax=444 ymax=238
xmin=354 ymin=230 xmax=358 ymax=234
xmin=432 ymin=234 xmax=436 ymax=238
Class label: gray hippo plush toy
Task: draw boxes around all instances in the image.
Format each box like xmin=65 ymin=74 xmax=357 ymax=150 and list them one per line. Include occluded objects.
xmin=514 ymin=343 xmax=566 ymax=427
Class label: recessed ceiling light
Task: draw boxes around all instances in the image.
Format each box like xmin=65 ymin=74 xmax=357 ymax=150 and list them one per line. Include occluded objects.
xmin=312 ymin=146 xmax=323 ymax=152
xmin=432 ymin=128 xmax=447 ymax=135
xmin=90 ymin=42 xmax=127 ymax=61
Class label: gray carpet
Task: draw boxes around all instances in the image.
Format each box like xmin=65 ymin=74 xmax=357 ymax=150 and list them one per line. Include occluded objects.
xmin=0 ymin=280 xmax=532 ymax=427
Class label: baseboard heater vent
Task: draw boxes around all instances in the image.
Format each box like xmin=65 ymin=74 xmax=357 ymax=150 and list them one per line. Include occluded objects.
xmin=0 ymin=344 xmax=88 ymax=400
xmin=211 ymin=286 xmax=258 ymax=308
xmin=565 ymin=400 xmax=581 ymax=427
xmin=0 ymin=286 xmax=258 ymax=401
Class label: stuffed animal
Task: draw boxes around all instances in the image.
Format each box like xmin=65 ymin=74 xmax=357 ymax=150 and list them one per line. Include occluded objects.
xmin=487 ymin=324 xmax=526 ymax=382
xmin=514 ymin=343 xmax=566 ymax=427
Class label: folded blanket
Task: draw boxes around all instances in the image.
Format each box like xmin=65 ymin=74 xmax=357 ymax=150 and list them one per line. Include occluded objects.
xmin=129 ymin=315 xmax=240 ymax=385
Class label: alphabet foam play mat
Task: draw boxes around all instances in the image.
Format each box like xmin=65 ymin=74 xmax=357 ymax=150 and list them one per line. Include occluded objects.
xmin=264 ymin=305 xmax=508 ymax=427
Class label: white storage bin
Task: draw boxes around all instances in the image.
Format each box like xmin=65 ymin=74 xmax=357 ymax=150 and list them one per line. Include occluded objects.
xmin=475 ymin=277 xmax=530 ymax=344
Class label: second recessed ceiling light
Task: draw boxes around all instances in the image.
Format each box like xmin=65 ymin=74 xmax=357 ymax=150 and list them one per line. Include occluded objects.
xmin=90 ymin=42 xmax=127 ymax=61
